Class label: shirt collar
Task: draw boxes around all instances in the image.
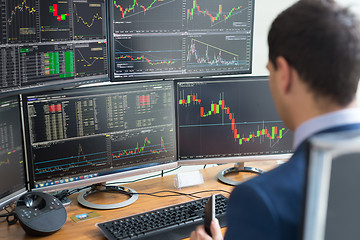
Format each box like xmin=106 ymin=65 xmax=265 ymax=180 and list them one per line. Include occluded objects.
xmin=293 ymin=108 xmax=360 ymax=149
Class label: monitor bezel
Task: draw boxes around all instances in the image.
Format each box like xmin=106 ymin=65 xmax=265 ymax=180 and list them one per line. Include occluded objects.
xmin=0 ymin=95 xmax=28 ymax=209
xmin=175 ymin=75 xmax=294 ymax=166
xmin=29 ymin=162 xmax=178 ymax=193
xmin=177 ymin=153 xmax=292 ymax=166
xmin=109 ymin=0 xmax=255 ymax=81
xmin=22 ymin=80 xmax=178 ymax=193
xmin=0 ymin=0 xmax=111 ymax=97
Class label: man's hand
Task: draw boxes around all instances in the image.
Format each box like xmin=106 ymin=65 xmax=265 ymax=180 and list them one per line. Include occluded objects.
xmin=190 ymin=218 xmax=223 ymax=240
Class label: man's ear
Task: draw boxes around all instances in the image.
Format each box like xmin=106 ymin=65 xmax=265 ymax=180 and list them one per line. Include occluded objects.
xmin=275 ymin=56 xmax=292 ymax=94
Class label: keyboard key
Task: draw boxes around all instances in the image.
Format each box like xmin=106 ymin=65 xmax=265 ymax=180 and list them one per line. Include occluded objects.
xmin=96 ymin=194 xmax=228 ymax=240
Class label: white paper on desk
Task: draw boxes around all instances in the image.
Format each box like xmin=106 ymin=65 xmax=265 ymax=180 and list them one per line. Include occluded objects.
xmin=175 ymin=171 xmax=204 ymax=188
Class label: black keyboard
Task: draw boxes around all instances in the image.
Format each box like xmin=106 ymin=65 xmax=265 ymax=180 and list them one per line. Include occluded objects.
xmin=96 ymin=194 xmax=228 ymax=240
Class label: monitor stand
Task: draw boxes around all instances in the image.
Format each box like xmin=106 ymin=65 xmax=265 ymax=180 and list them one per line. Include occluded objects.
xmin=77 ymin=183 xmax=138 ymax=210
xmin=216 ymin=162 xmax=265 ymax=186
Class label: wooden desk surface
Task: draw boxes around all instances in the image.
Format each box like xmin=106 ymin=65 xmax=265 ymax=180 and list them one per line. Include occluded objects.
xmin=0 ymin=161 xmax=279 ymax=240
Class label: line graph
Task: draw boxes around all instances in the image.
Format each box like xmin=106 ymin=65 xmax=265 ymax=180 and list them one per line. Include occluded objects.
xmin=33 ymin=135 xmax=108 ymax=181
xmin=185 ymin=35 xmax=251 ymax=72
xmin=6 ymin=0 xmax=38 ymax=42
xmin=112 ymin=0 xmax=182 ymax=33
xmin=73 ymin=0 xmax=106 ymax=39
xmin=74 ymin=4 xmax=101 ymax=27
xmin=114 ymin=36 xmax=182 ymax=77
xmin=187 ymin=38 xmax=240 ymax=67
xmin=77 ymin=50 xmax=104 ymax=67
xmin=75 ymin=42 xmax=108 ymax=77
xmin=35 ymin=143 xmax=107 ymax=175
xmin=177 ymin=80 xmax=293 ymax=158
xmin=7 ymin=0 xmax=36 ymax=25
xmin=116 ymin=54 xmax=176 ymax=66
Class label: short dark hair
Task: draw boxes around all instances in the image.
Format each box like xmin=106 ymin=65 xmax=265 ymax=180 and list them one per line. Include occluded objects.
xmin=268 ymin=0 xmax=360 ymax=106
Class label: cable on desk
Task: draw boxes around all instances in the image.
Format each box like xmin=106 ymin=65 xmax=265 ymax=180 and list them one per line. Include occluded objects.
xmin=53 ymin=166 xmax=183 ymax=200
xmin=109 ymin=166 xmax=182 ymax=185
xmin=189 ymin=189 xmax=232 ymax=196
xmin=131 ymin=189 xmax=232 ymax=199
xmin=134 ymin=190 xmax=201 ymax=199
xmin=52 ymin=168 xmax=232 ymax=204
xmin=0 ymin=203 xmax=18 ymax=225
xmin=53 ymin=185 xmax=90 ymax=202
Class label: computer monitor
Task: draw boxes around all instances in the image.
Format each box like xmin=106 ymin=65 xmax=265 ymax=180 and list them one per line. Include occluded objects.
xmin=176 ymin=76 xmax=293 ymax=185
xmin=110 ymin=0 xmax=254 ymax=80
xmin=0 ymin=96 xmax=27 ymax=209
xmin=23 ymin=80 xmax=177 ymax=209
xmin=0 ymin=0 xmax=109 ymax=94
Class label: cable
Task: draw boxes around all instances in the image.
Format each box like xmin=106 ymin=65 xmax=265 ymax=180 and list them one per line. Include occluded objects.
xmin=0 ymin=204 xmax=18 ymax=225
xmin=134 ymin=190 xmax=201 ymax=199
xmin=53 ymin=185 xmax=91 ymax=200
xmin=188 ymin=189 xmax=232 ymax=195
xmin=130 ymin=189 xmax=232 ymax=200
xmin=52 ymin=166 xmax=183 ymax=200
xmin=53 ymin=167 xmax=231 ymax=202
xmin=109 ymin=166 xmax=182 ymax=185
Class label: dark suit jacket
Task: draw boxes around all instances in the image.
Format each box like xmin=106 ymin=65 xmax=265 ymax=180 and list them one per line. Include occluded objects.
xmin=225 ymin=124 xmax=360 ymax=240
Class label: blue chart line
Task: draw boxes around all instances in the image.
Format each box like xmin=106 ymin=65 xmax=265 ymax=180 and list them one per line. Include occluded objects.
xmin=115 ymin=38 xmax=182 ymax=67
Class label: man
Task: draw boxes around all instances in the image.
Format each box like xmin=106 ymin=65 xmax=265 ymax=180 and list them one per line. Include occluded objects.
xmin=190 ymin=0 xmax=360 ymax=239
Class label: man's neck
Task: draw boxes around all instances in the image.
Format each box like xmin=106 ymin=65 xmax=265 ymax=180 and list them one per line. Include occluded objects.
xmin=293 ymin=100 xmax=358 ymax=131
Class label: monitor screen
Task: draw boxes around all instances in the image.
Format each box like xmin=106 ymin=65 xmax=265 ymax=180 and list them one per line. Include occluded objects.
xmin=0 ymin=96 xmax=27 ymax=208
xmin=111 ymin=0 xmax=254 ymax=80
xmin=0 ymin=0 xmax=109 ymax=94
xmin=23 ymin=81 xmax=177 ymax=191
xmin=176 ymin=76 xmax=293 ymax=164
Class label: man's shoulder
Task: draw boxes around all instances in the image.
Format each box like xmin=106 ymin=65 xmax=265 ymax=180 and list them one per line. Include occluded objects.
xmin=230 ymin=146 xmax=308 ymax=210
xmin=242 ymin=149 xmax=307 ymax=190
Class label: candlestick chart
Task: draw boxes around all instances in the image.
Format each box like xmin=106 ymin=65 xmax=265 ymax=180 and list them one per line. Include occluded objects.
xmin=177 ymin=79 xmax=293 ymax=159
xmin=40 ymin=1 xmax=71 ymax=41
xmin=27 ymin=81 xmax=177 ymax=190
xmin=111 ymin=126 xmax=176 ymax=168
xmin=185 ymin=0 xmax=253 ymax=31
xmin=113 ymin=0 xmax=182 ymax=33
xmin=111 ymin=0 xmax=254 ymax=79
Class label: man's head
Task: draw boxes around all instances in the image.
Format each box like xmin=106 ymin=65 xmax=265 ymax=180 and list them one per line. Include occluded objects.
xmin=267 ymin=0 xmax=360 ymax=129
